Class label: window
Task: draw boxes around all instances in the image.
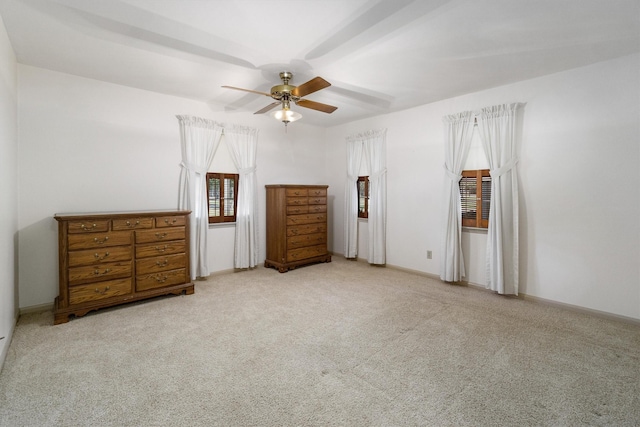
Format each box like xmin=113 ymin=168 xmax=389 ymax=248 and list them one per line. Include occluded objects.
xmin=206 ymin=173 xmax=238 ymax=223
xmin=460 ymin=169 xmax=491 ymax=228
xmin=357 ymin=176 xmax=369 ymax=218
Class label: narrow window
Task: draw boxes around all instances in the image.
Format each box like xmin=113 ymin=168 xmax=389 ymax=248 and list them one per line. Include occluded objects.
xmin=206 ymin=173 xmax=239 ymax=223
xmin=460 ymin=169 xmax=491 ymax=228
xmin=357 ymin=176 xmax=369 ymax=218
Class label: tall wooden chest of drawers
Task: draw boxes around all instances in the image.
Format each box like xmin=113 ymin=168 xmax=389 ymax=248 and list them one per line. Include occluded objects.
xmin=265 ymin=185 xmax=331 ymax=272
xmin=53 ymin=210 xmax=194 ymax=324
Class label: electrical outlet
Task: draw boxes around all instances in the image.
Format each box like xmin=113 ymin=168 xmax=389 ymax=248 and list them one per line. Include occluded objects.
xmin=427 ymin=250 xmax=432 ymax=259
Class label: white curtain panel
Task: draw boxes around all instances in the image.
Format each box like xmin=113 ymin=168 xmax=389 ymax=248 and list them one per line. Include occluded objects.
xmin=224 ymin=124 xmax=259 ymax=269
xmin=476 ymin=103 xmax=521 ymax=295
xmin=364 ymin=129 xmax=388 ymax=265
xmin=440 ymin=111 xmax=475 ymax=282
xmin=176 ymin=115 xmax=223 ymax=279
xmin=344 ymin=138 xmax=364 ymax=258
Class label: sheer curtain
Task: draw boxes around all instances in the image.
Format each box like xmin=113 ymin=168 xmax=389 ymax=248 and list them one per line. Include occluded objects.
xmin=364 ymin=129 xmax=387 ymax=265
xmin=224 ymin=124 xmax=259 ymax=269
xmin=344 ymin=137 xmax=364 ymax=258
xmin=176 ymin=115 xmax=223 ymax=279
xmin=440 ymin=111 xmax=475 ymax=282
xmin=476 ymin=103 xmax=521 ymax=295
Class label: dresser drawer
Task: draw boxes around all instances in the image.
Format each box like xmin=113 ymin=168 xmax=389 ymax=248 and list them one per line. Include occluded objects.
xmin=136 ymin=227 xmax=185 ymax=244
xmin=155 ymin=216 xmax=186 ymax=228
xmin=136 ymin=268 xmax=187 ymax=292
xmin=286 ymin=188 xmax=308 ymax=197
xmin=68 ymin=261 xmax=133 ymax=286
xmin=136 ymin=241 xmax=186 ymax=259
xmin=287 ymin=197 xmax=308 ymax=206
xmin=308 ymin=188 xmax=327 ymax=197
xmin=308 ymin=197 xmax=326 ymax=205
xmin=136 ymin=253 xmax=186 ymax=275
xmin=287 ymin=244 xmax=327 ymax=262
xmin=286 ymin=205 xmax=309 ymax=215
xmin=67 ymin=220 xmax=110 ymax=234
xmin=287 ymin=233 xmax=326 ymax=249
xmin=68 ymin=246 xmax=133 ymax=267
xmin=112 ymin=217 xmax=153 ymax=230
xmin=68 ymin=278 xmax=132 ymax=305
xmin=286 ymin=213 xmax=326 ymax=226
xmin=287 ymin=223 xmax=327 ymax=237
xmin=308 ymin=205 xmax=327 ymax=213
xmin=68 ymin=231 xmax=133 ymax=250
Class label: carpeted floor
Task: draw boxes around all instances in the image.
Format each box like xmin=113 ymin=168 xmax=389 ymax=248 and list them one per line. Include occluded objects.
xmin=1 ymin=257 xmax=639 ymax=426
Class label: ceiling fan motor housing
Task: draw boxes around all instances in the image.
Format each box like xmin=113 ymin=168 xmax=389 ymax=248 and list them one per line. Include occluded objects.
xmin=270 ymin=71 xmax=299 ymax=101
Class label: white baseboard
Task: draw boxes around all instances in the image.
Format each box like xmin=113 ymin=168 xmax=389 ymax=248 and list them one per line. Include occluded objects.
xmin=19 ymin=302 xmax=54 ymax=315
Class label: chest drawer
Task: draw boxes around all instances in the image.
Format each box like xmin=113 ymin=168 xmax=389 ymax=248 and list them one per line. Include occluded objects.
xmin=68 ymin=246 xmax=133 ymax=267
xmin=136 ymin=253 xmax=187 ymax=275
xmin=287 ymin=223 xmax=327 ymax=237
xmin=68 ymin=278 xmax=132 ymax=305
xmin=286 ymin=205 xmax=309 ymax=215
xmin=112 ymin=217 xmax=154 ymax=230
xmin=136 ymin=269 xmax=187 ymax=292
xmin=68 ymin=231 xmax=133 ymax=250
xmin=287 ymin=197 xmax=308 ymax=206
xmin=308 ymin=188 xmax=327 ymax=197
xmin=136 ymin=227 xmax=185 ymax=244
xmin=308 ymin=205 xmax=327 ymax=213
xmin=286 ymin=213 xmax=326 ymax=226
xmin=286 ymin=244 xmax=327 ymax=262
xmin=286 ymin=188 xmax=308 ymax=197
xmin=308 ymin=197 xmax=326 ymax=205
xmin=68 ymin=261 xmax=133 ymax=286
xmin=136 ymin=241 xmax=186 ymax=259
xmin=287 ymin=233 xmax=326 ymax=249
xmin=67 ymin=220 xmax=110 ymax=234
xmin=156 ymin=216 xmax=186 ymax=228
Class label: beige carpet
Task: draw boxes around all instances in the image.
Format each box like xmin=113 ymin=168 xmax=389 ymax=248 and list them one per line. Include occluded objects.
xmin=1 ymin=257 xmax=639 ymax=426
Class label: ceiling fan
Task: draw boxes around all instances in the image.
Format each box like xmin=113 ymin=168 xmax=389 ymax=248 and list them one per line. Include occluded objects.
xmin=222 ymin=71 xmax=338 ymax=128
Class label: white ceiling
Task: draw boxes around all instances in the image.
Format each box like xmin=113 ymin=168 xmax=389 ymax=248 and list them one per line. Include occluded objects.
xmin=1 ymin=0 xmax=638 ymax=127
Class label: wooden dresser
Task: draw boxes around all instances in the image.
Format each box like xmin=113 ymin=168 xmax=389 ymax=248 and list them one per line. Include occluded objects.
xmin=265 ymin=185 xmax=331 ymax=272
xmin=53 ymin=210 xmax=194 ymax=324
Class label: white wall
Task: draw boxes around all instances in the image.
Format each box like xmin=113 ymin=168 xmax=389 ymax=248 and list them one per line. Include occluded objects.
xmin=0 ymin=14 xmax=18 ymax=370
xmin=326 ymin=54 xmax=640 ymax=320
xmin=14 ymin=54 xmax=640 ymax=322
xmin=17 ymin=65 xmax=327 ymax=308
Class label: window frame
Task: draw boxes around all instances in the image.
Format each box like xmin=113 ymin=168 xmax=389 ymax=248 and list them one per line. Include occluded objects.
xmin=460 ymin=169 xmax=491 ymax=229
xmin=206 ymin=172 xmax=239 ymax=224
xmin=357 ymin=176 xmax=369 ymax=219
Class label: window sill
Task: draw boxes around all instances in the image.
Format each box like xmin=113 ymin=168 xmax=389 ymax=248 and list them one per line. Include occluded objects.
xmin=208 ymin=222 xmax=236 ymax=229
xmin=462 ymin=226 xmax=487 ymax=233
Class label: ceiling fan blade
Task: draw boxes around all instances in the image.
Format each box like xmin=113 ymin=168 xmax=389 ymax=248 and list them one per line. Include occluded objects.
xmin=222 ymin=85 xmax=272 ymax=97
xmin=291 ymin=77 xmax=331 ymax=98
xmin=254 ymin=102 xmax=281 ymax=114
xmin=296 ymin=99 xmax=338 ymax=114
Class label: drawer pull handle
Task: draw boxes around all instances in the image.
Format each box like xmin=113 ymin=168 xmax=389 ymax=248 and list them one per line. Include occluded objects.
xmin=125 ymin=220 xmax=140 ymax=227
xmin=155 ymin=233 xmax=166 ymax=239
xmin=155 ymin=245 xmax=168 ymax=252
xmin=156 ymin=259 xmax=168 ymax=267
xmin=93 ymin=236 xmax=109 ymax=244
xmin=94 ymin=286 xmax=111 ymax=295
xmin=81 ymin=223 xmax=97 ymax=231
xmin=164 ymin=218 xmax=178 ymax=224
xmin=94 ymin=252 xmax=110 ymax=260
xmin=94 ymin=268 xmax=111 ymax=275
xmin=155 ymin=275 xmax=168 ymax=283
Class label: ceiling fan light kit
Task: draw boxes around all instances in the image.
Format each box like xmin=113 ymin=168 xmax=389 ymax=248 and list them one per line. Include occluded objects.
xmin=222 ymin=71 xmax=337 ymax=129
